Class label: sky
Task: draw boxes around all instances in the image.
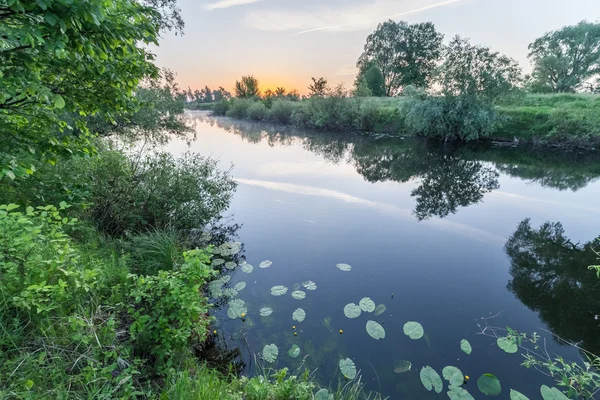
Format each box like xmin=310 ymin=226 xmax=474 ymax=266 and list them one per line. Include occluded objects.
xmin=154 ymin=0 xmax=600 ymax=94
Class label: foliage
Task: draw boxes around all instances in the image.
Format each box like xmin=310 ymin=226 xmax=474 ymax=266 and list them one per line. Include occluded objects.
xmin=213 ymin=99 xmax=232 ymax=116
xmin=226 ymin=98 xmax=255 ymax=119
xmin=358 ymin=20 xmax=444 ymax=95
xmin=268 ymin=100 xmax=298 ymax=124
xmin=528 ymin=21 xmax=600 ymax=93
xmin=308 ymin=77 xmax=329 ymax=97
xmin=247 ymin=101 xmax=268 ymax=121
xmin=355 ymin=61 xmax=386 ymax=97
xmin=234 ymin=76 xmax=261 ymax=99
xmin=127 ymin=229 xmax=182 ymax=275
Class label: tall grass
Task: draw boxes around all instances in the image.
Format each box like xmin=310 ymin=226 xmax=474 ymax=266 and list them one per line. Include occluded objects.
xmin=128 ymin=228 xmax=182 ymax=275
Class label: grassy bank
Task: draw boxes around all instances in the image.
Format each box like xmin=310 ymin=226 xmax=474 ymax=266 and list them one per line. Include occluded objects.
xmin=210 ymin=94 xmax=600 ymax=149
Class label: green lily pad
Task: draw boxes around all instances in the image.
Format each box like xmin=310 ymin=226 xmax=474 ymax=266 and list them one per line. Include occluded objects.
xmin=314 ymin=389 xmax=334 ymax=400
xmin=271 ymin=285 xmax=288 ymax=296
xmin=292 ymin=290 xmax=306 ymax=299
xmin=262 ymin=344 xmax=278 ymax=363
xmin=339 ymin=358 xmax=357 ymax=379
xmin=234 ymin=282 xmax=246 ymax=291
xmin=460 ymin=339 xmax=472 ymax=355
xmin=211 ymin=258 xmax=225 ymax=267
xmin=302 ymin=280 xmax=317 ymax=290
xmin=510 ymin=389 xmax=530 ymax=400
xmin=420 ymin=366 xmax=443 ymax=393
xmin=292 ymin=308 xmax=306 ymax=322
xmin=448 ymin=386 xmax=475 ymax=400
xmin=225 ymin=261 xmax=236 ymax=270
xmin=288 ymin=344 xmax=300 ymax=358
xmin=222 ymin=288 xmax=238 ymax=298
xmin=259 ymin=307 xmax=273 ymax=317
xmin=366 ymin=320 xmax=385 ymax=340
xmin=260 ymin=260 xmax=272 ymax=269
xmin=344 ymin=303 xmax=362 ymax=319
xmin=393 ymin=360 xmax=412 ymax=373
xmin=227 ymin=299 xmax=247 ymax=319
xmin=442 ymin=366 xmax=464 ymax=386
xmin=241 ymin=263 xmax=253 ymax=273
xmin=540 ymin=385 xmax=568 ymax=400
xmin=336 ymin=263 xmax=352 ymax=271
xmin=359 ymin=297 xmax=375 ymax=312
xmin=477 ymin=374 xmax=502 ymax=396
xmin=374 ymin=304 xmax=387 ymax=316
xmin=497 ymin=337 xmax=518 ymax=353
xmin=403 ymin=321 xmax=424 ymax=339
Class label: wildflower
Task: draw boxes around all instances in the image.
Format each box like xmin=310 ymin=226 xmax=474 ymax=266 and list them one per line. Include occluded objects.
xmin=294 ymin=332 xmax=297 ymax=336
xmin=213 ymin=330 xmax=217 ymax=335
xmin=241 ymin=313 xmax=246 ymax=318
xmin=293 ymin=326 xmax=296 ymax=329
xmin=465 ymin=376 xmax=470 ymax=380
xmin=339 ymin=330 xmax=343 ymax=334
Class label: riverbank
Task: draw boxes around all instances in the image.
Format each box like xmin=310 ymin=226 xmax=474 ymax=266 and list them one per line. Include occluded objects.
xmin=209 ymin=93 xmax=600 ymax=150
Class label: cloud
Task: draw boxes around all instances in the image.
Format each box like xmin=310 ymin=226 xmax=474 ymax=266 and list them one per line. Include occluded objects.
xmin=244 ymin=0 xmax=468 ymax=34
xmin=206 ymin=0 xmax=262 ymax=10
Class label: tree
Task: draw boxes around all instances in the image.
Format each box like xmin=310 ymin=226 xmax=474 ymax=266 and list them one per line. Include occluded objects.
xmin=357 ymin=20 xmax=444 ymax=96
xmin=308 ymin=77 xmax=328 ymax=97
xmin=202 ymin=86 xmax=213 ymax=103
xmin=354 ymin=61 xmax=385 ymax=96
xmin=275 ymin=87 xmax=286 ymax=96
xmin=353 ymin=79 xmax=373 ymax=97
xmin=234 ymin=75 xmax=260 ymax=98
xmin=528 ymin=21 xmax=600 ymax=93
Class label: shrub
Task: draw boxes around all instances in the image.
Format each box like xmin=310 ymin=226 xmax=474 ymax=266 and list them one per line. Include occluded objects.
xmin=128 ymin=229 xmax=183 ymax=275
xmin=268 ymin=100 xmax=297 ymax=124
xmin=247 ymin=101 xmax=267 ymax=121
xmin=212 ymin=100 xmax=231 ymax=116
xmin=226 ymin=98 xmax=254 ymax=119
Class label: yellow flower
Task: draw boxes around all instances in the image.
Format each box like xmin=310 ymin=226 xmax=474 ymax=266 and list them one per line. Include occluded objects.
xmin=241 ymin=313 xmax=246 ymax=318
xmin=292 ymin=326 xmax=296 ymax=329
xmin=339 ymin=330 xmax=343 ymax=334
xmin=213 ymin=330 xmax=217 ymax=335
xmin=294 ymin=332 xmax=297 ymax=336
xmin=465 ymin=375 xmax=470 ymax=380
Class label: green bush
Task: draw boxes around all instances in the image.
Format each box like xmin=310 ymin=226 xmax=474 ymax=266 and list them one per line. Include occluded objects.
xmin=268 ymin=99 xmax=297 ymax=124
xmin=247 ymin=101 xmax=267 ymax=121
xmin=226 ymin=98 xmax=254 ymax=119
xmin=213 ymin=100 xmax=231 ymax=116
xmin=128 ymin=229 xmax=182 ymax=275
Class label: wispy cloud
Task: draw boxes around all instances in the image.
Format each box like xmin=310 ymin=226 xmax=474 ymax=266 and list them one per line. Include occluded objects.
xmin=206 ymin=0 xmax=262 ymax=11
xmin=245 ymin=0 xmax=469 ymax=34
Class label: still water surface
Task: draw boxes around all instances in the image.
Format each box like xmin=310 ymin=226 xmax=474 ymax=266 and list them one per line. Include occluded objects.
xmin=168 ymin=112 xmax=600 ymax=399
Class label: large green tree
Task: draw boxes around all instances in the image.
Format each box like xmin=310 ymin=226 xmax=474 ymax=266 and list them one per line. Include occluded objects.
xmin=528 ymin=21 xmax=600 ymax=93
xmin=354 ymin=60 xmax=386 ymax=97
xmin=357 ymin=20 xmax=444 ymax=96
xmin=234 ymin=75 xmax=260 ymax=98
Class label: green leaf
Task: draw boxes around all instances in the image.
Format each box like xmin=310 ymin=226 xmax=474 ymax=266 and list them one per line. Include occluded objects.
xmin=403 ymin=321 xmax=424 ymax=339
xmin=259 ymin=307 xmax=273 ymax=317
xmin=302 ymin=280 xmax=317 ymax=290
xmin=222 ymin=288 xmax=238 ymax=298
xmin=262 ymin=344 xmax=278 ymax=363
xmin=540 ymin=385 xmax=569 ymax=400
xmin=291 ymin=290 xmax=306 ymax=299
xmin=225 ymin=261 xmax=236 ymax=270
xmin=442 ymin=366 xmax=464 ymax=386
xmin=477 ymin=374 xmax=502 ymax=396
xmin=510 ymin=389 xmax=530 ymax=400
xmin=420 ymin=366 xmax=443 ymax=393
xmin=233 ymin=282 xmax=246 ymax=292
xmin=315 ymin=389 xmax=334 ymax=400
xmin=344 ymin=303 xmax=362 ymax=319
xmin=260 ymin=260 xmax=272 ymax=268
xmin=24 ymin=380 xmax=34 ymax=390
xmin=227 ymin=299 xmax=247 ymax=319
xmin=374 ymin=304 xmax=387 ymax=316
xmin=288 ymin=344 xmax=300 ymax=358
xmin=447 ymin=386 xmax=475 ymax=400
xmin=366 ymin=320 xmax=385 ymax=340
xmin=497 ymin=337 xmax=518 ymax=353
xmin=336 ymin=263 xmax=352 ymax=271
xmin=241 ymin=263 xmax=253 ymax=273
xmin=359 ymin=297 xmax=375 ymax=312
xmin=292 ymin=308 xmax=306 ymax=322
xmin=460 ymin=339 xmax=472 ymax=355
xmin=271 ymin=285 xmax=288 ymax=296
xmin=393 ymin=360 xmax=412 ymax=373
xmin=54 ymin=95 xmax=65 ymax=109
xmin=212 ymin=258 xmax=225 ymax=267
xmin=339 ymin=358 xmax=357 ymax=379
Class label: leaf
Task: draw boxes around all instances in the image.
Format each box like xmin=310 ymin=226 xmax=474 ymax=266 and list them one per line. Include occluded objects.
xmin=448 ymin=386 xmax=475 ymax=400
xmin=222 ymin=288 xmax=238 ymax=298
xmin=315 ymin=389 xmax=334 ymax=400
xmin=344 ymin=303 xmax=362 ymax=319
xmin=339 ymin=358 xmax=357 ymax=379
xmin=241 ymin=263 xmax=254 ymax=273
xmin=271 ymin=285 xmax=288 ymax=296
xmin=227 ymin=299 xmax=247 ymax=319
xmin=291 ymin=290 xmax=306 ymax=299
xmin=460 ymin=339 xmax=472 ymax=355
xmin=302 ymin=280 xmax=317 ymax=290
xmin=497 ymin=337 xmax=518 ymax=353
xmin=540 ymin=385 xmax=569 ymax=400
xmin=393 ymin=360 xmax=412 ymax=373
xmin=225 ymin=261 xmax=236 ymax=270
xmin=262 ymin=344 xmax=278 ymax=363
xmin=211 ymin=258 xmax=225 ymax=267
xmin=234 ymin=282 xmax=246 ymax=292
xmin=336 ymin=263 xmax=352 ymax=271
xmin=366 ymin=320 xmax=385 ymax=340
xmin=288 ymin=344 xmax=300 ymax=358
xmin=403 ymin=321 xmax=424 ymax=339
xmin=292 ymin=308 xmax=306 ymax=322
xmin=24 ymin=380 xmax=34 ymax=390
xmin=260 ymin=307 xmax=273 ymax=317
xmin=374 ymin=304 xmax=387 ymax=316
xmin=442 ymin=366 xmax=464 ymax=386
xmin=359 ymin=297 xmax=375 ymax=312
xmin=510 ymin=389 xmax=530 ymax=400
xmin=420 ymin=366 xmax=443 ymax=393
xmin=54 ymin=95 xmax=65 ymax=109
xmin=477 ymin=374 xmax=502 ymax=396
xmin=260 ymin=260 xmax=272 ymax=269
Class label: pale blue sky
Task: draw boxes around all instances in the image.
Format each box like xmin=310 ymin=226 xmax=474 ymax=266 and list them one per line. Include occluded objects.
xmin=154 ymin=0 xmax=600 ymax=94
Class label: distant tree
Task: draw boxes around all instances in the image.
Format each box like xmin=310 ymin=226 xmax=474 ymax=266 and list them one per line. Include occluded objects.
xmin=528 ymin=21 xmax=600 ymax=93
xmin=275 ymin=87 xmax=287 ymax=96
xmin=234 ymin=75 xmax=261 ymax=98
xmin=286 ymin=89 xmax=301 ymax=101
xmin=354 ymin=61 xmax=385 ymax=96
xmin=218 ymin=86 xmax=232 ymax=100
xmin=358 ymin=20 xmax=444 ymax=96
xmin=264 ymin=89 xmax=274 ymax=98
xmin=353 ymin=78 xmax=373 ymax=97
xmin=202 ymin=86 xmax=213 ymax=103
xmin=308 ymin=77 xmax=328 ymax=97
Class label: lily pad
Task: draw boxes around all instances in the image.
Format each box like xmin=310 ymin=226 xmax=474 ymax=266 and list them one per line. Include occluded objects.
xmin=259 ymin=260 xmax=272 ymax=269
xmin=374 ymin=304 xmax=387 ymax=316
xmin=510 ymin=389 xmax=530 ymax=400
xmin=314 ymin=389 xmax=334 ymax=400
xmin=344 ymin=303 xmax=362 ymax=319
xmin=211 ymin=258 xmax=225 ymax=267
xmin=403 ymin=321 xmax=424 ymax=339
xmin=262 ymin=344 xmax=278 ymax=363
xmin=222 ymin=288 xmax=238 ymax=298
xmin=420 ymin=366 xmax=443 ymax=393
xmin=288 ymin=344 xmax=300 ymax=358
xmin=293 ymin=283 xmax=301 ymax=290
xmin=271 ymin=285 xmax=288 ymax=296
xmin=227 ymin=299 xmax=247 ymax=319
xmin=302 ymin=280 xmax=317 ymax=290
xmin=366 ymin=320 xmax=385 ymax=340
xmin=540 ymin=385 xmax=568 ymax=400
xmin=497 ymin=337 xmax=518 ymax=353
xmin=393 ymin=360 xmax=412 ymax=374
xmin=291 ymin=290 xmax=306 ymax=300
xmin=477 ymin=374 xmax=502 ymax=396
xmin=448 ymin=386 xmax=475 ymax=400
xmin=292 ymin=308 xmax=306 ymax=322
xmin=259 ymin=307 xmax=273 ymax=317
xmin=234 ymin=282 xmax=246 ymax=292
xmin=225 ymin=261 xmax=236 ymax=270
xmin=442 ymin=366 xmax=464 ymax=386
xmin=241 ymin=263 xmax=254 ymax=273
xmin=336 ymin=263 xmax=352 ymax=272
xmin=339 ymin=358 xmax=357 ymax=379
xmin=359 ymin=297 xmax=375 ymax=312
xmin=460 ymin=339 xmax=472 ymax=355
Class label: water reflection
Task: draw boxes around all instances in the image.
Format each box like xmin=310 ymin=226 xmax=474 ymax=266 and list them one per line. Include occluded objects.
xmin=505 ymin=219 xmax=600 ymax=353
